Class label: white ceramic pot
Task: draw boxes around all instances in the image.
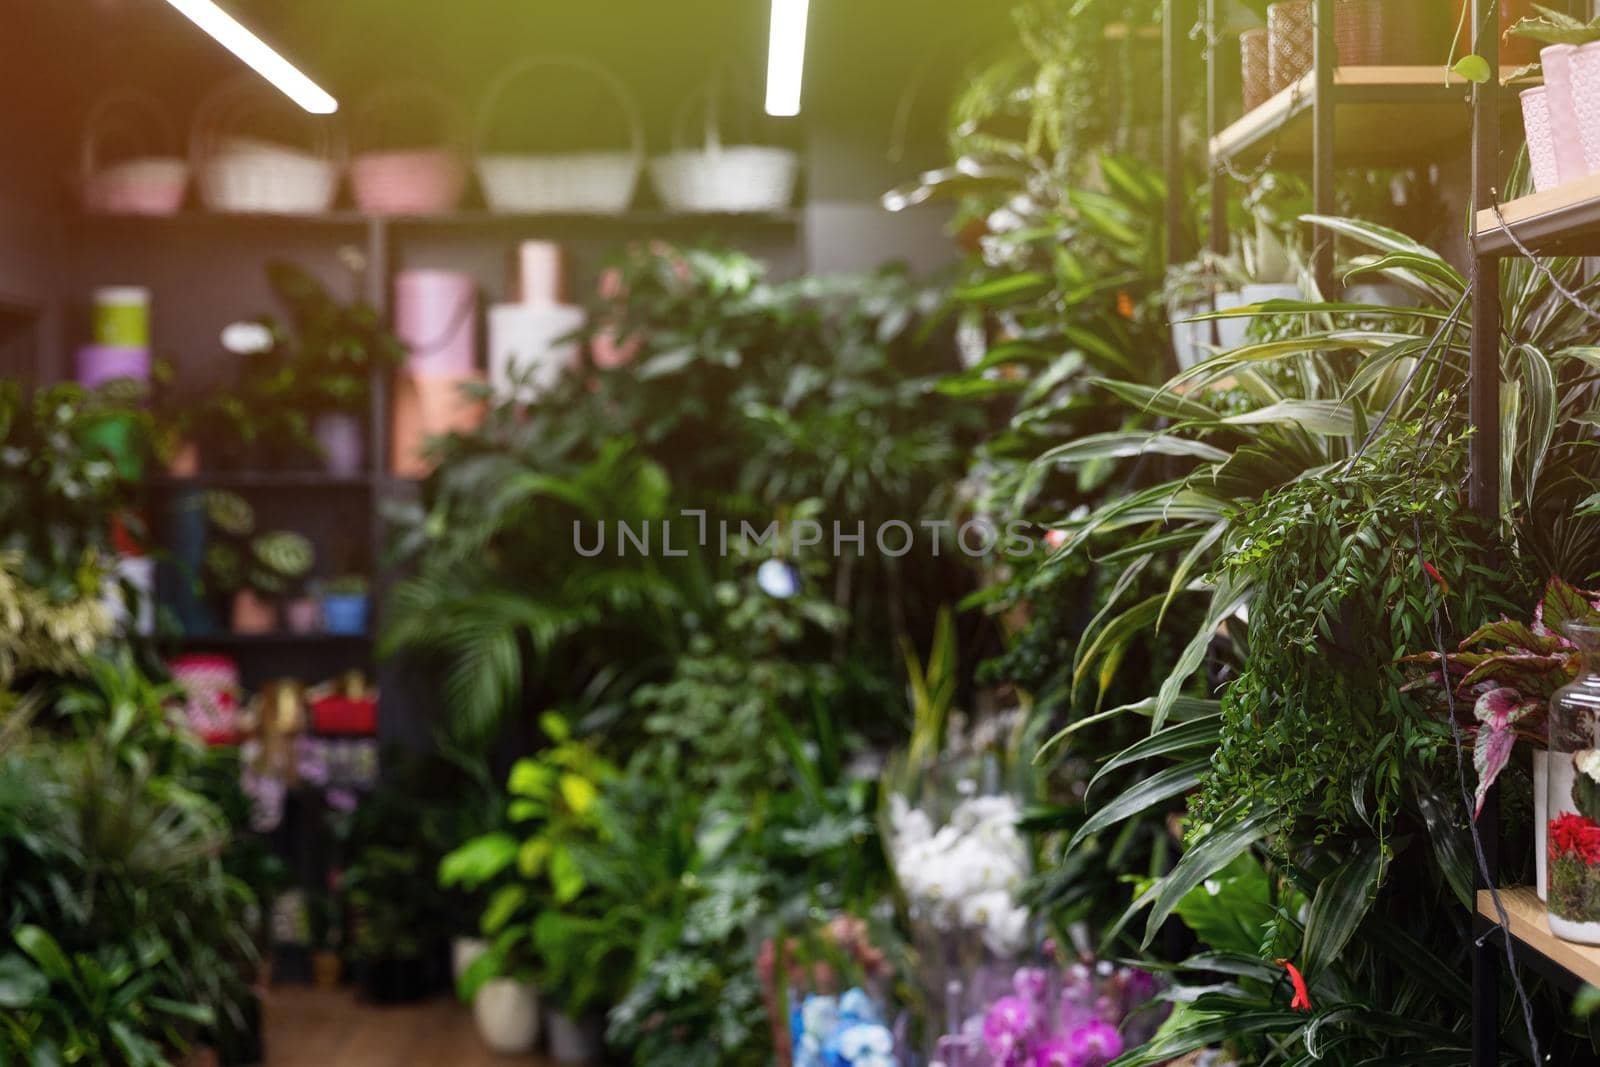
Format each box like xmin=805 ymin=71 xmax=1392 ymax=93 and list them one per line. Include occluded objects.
xmin=1169 ymin=302 xmax=1208 ymax=370
xmin=1239 ymin=282 xmax=1302 ymax=306
xmin=1213 ymin=291 xmax=1248 ymax=351
xmin=1536 ymin=749 xmax=1550 ymax=902
xmin=545 ymin=1009 xmax=603 ymax=1064
xmin=473 ymin=978 xmax=540 ymax=1053
xmin=451 ymin=937 xmax=488 ymax=983
xmin=488 ymin=303 xmax=585 ymax=402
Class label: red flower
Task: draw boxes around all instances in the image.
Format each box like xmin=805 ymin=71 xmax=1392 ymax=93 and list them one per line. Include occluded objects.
xmin=1549 ymin=813 xmax=1600 ymax=864
xmin=1276 ymin=959 xmax=1312 ymax=1011
xmin=1422 ymin=560 xmax=1450 ymax=596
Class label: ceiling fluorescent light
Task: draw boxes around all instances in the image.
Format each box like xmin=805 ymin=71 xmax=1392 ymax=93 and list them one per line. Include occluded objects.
xmin=765 ymin=0 xmax=809 ymax=117
xmin=162 ymin=0 xmax=337 ymax=114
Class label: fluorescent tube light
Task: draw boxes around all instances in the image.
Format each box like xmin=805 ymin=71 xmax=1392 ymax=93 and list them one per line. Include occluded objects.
xmin=765 ymin=0 xmax=809 ymax=117
xmin=162 ymin=0 xmax=337 ymax=114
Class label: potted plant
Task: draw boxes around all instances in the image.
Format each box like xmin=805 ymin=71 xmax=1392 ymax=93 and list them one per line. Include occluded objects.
xmin=439 ymin=713 xmax=619 ymax=1057
xmin=321 ymin=575 xmax=371 ymax=635
xmin=257 ymin=260 xmax=406 ymax=476
xmin=200 ymin=491 xmax=316 ymax=634
xmin=1407 ymin=577 xmax=1600 ymax=905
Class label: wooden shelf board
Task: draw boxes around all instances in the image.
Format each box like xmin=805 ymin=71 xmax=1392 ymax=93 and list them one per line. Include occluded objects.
xmin=1473 ymin=173 xmax=1600 ymax=256
xmin=175 ymin=631 xmax=373 ymax=649
xmin=1476 ymin=886 xmax=1600 ymax=988
xmin=149 ymin=472 xmax=378 ymax=492
xmin=1210 ymin=66 xmax=1517 ymax=167
xmin=75 ymin=209 xmax=802 ymax=231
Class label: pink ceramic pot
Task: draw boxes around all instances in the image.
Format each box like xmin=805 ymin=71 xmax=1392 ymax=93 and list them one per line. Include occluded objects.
xmin=1522 ymin=87 xmax=1561 ymax=194
xmin=1564 ymin=41 xmax=1600 ymax=177
xmin=1541 ymin=45 xmax=1593 ymax=184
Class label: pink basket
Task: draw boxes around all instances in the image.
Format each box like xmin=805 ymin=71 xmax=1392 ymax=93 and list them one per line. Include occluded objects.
xmin=80 ymin=90 xmax=189 ymax=216
xmin=351 ymin=149 xmax=466 ymax=215
xmin=349 ymin=84 xmax=468 ymax=215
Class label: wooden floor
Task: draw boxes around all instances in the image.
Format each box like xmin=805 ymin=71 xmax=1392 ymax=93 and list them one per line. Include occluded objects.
xmin=262 ymin=986 xmax=554 ymax=1066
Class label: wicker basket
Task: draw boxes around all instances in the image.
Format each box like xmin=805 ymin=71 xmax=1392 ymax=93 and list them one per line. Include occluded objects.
xmin=1267 ymin=0 xmax=1314 ymax=94
xmin=194 ymin=77 xmax=342 ymax=214
xmin=1240 ymin=28 xmax=1272 ymax=112
xmin=649 ymin=85 xmax=798 ymax=213
xmin=474 ymin=57 xmax=643 ymax=215
xmin=349 ymin=83 xmax=467 ymax=215
xmin=80 ymin=90 xmax=190 ymax=215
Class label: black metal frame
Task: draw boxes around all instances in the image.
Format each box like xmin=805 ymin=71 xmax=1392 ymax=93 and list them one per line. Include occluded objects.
xmin=1165 ymin=0 xmax=1593 ymax=1059
xmin=1191 ymin=0 xmax=1336 ymax=293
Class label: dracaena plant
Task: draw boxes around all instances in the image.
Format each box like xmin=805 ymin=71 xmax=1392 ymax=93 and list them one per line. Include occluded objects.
xmin=1031 ymin=209 xmax=1600 ymax=1061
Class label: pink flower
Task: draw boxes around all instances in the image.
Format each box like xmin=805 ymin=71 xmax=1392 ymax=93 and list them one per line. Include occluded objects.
xmin=1065 ymin=1019 xmax=1123 ymax=1066
xmin=1031 ymin=1037 xmax=1078 ymax=1067
xmin=983 ymin=995 xmax=1038 ymax=1060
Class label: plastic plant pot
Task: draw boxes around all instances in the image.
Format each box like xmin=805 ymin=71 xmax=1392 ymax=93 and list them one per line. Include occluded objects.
xmin=321 ymin=593 xmax=370 ymax=636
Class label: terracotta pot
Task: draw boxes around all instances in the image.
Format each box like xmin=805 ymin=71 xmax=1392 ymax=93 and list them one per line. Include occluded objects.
xmin=1241 ymin=28 xmax=1272 ymax=110
xmin=231 ymin=590 xmax=277 ymax=634
xmin=167 ymin=438 xmax=200 ymax=477
xmin=390 ymin=371 xmax=487 ymax=478
xmin=1268 ymin=1 xmax=1314 ymax=93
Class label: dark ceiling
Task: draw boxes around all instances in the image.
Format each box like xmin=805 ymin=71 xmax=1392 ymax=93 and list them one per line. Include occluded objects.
xmin=9 ymin=0 xmax=1012 ymax=195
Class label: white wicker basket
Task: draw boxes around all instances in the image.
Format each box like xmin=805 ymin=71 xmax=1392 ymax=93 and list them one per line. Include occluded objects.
xmin=194 ymin=77 xmax=342 ymax=214
xmin=649 ymin=85 xmax=798 ymax=213
xmin=474 ymin=57 xmax=643 ymax=215
xmin=80 ymin=90 xmax=190 ymax=215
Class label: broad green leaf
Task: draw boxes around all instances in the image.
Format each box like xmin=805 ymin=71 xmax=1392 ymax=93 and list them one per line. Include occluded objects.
xmin=549 ymin=844 xmax=586 ymax=903
xmin=438 ymin=832 xmax=519 ymax=889
xmin=0 ymin=955 xmax=45 ymax=1008
xmin=1301 ymin=843 xmax=1386 ymax=978
xmin=1143 ymin=802 xmax=1277 ymax=946
xmin=1067 ymin=759 xmax=1207 ymax=855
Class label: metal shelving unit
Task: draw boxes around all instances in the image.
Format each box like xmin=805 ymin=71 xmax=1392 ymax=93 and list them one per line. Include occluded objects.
xmin=1465 ymin=2 xmax=1600 ymax=1060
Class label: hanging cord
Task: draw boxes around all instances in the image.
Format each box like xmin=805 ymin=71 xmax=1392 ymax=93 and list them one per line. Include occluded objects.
xmin=1486 ymin=193 xmax=1600 ymax=327
xmin=1313 ymin=249 xmax=1542 ymax=1059
xmin=1416 ymin=513 xmax=1543 ymax=1065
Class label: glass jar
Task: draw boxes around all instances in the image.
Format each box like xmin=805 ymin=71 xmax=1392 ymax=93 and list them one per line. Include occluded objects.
xmin=1546 ymin=624 xmax=1600 ymax=943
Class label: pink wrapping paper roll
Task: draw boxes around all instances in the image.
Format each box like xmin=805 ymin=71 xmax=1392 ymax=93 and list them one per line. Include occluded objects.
xmin=394 ymin=269 xmax=477 ymax=377
xmin=76 ymin=345 xmax=151 ymax=389
xmin=518 ymin=241 xmax=564 ymax=305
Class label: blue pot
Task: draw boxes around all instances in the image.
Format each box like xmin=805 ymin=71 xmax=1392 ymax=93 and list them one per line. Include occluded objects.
xmin=321 ymin=594 xmax=369 ymax=635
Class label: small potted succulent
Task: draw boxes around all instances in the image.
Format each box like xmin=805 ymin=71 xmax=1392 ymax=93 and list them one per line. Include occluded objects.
xmin=321 ymin=575 xmax=371 ymax=636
